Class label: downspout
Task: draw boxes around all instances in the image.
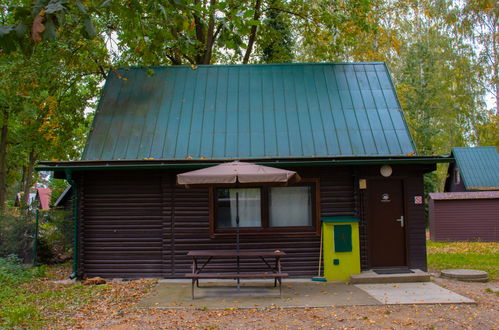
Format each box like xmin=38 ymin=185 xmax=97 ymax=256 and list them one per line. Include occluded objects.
xmin=65 ymin=169 xmax=79 ymax=279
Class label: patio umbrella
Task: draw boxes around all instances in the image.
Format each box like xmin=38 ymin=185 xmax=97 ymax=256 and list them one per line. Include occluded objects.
xmin=177 ymin=161 xmax=301 ymax=251
xmin=177 ymin=161 xmax=301 ymax=187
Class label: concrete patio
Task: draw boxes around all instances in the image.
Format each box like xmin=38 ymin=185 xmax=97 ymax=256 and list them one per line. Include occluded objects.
xmin=136 ymin=279 xmax=474 ymax=310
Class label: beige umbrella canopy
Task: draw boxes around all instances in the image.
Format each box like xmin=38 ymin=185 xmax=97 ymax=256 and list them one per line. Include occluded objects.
xmin=177 ymin=161 xmax=301 ymax=186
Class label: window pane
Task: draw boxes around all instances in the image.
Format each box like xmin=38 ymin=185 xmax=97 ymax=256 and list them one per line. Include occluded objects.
xmin=216 ymin=188 xmax=261 ymax=228
xmin=269 ymin=186 xmax=312 ymax=227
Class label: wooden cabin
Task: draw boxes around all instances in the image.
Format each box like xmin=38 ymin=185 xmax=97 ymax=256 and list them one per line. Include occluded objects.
xmin=430 ymin=147 xmax=499 ymax=242
xmin=38 ymin=63 xmax=441 ymax=279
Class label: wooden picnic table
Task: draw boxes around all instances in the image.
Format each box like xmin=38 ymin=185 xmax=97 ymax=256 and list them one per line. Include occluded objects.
xmin=185 ymin=250 xmax=288 ymax=299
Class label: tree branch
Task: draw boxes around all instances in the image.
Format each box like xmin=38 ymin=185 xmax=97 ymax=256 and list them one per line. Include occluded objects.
xmin=166 ymin=53 xmax=182 ymax=65
xmin=193 ymin=0 xmax=207 ymax=63
xmin=243 ymin=0 xmax=262 ymax=64
xmin=202 ymin=0 xmax=217 ymax=64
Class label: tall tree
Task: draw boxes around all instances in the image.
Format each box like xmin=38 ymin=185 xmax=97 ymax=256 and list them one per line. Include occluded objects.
xmin=96 ymin=0 xmax=374 ymax=66
xmin=257 ymin=0 xmax=294 ymax=63
xmin=0 ymin=0 xmax=107 ymax=210
xmin=461 ymin=0 xmax=498 ymax=117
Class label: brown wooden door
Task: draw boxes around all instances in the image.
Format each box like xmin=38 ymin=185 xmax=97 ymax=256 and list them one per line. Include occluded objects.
xmin=368 ymin=179 xmax=406 ymax=267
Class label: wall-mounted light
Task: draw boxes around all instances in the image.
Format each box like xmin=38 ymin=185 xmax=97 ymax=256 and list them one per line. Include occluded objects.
xmin=380 ymin=165 xmax=392 ymax=177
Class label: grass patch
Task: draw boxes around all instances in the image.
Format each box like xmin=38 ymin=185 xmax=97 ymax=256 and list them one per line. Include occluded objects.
xmin=427 ymin=241 xmax=499 ymax=280
xmin=0 ymin=256 xmax=105 ymax=328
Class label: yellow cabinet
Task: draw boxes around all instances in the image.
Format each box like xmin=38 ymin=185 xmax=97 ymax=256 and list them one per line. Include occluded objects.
xmin=322 ymin=217 xmax=361 ymax=282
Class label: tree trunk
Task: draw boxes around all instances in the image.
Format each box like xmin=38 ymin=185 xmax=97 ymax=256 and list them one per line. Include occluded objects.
xmin=193 ymin=0 xmax=207 ymax=64
xmin=22 ymin=149 xmax=36 ymax=211
xmin=243 ymin=0 xmax=262 ymax=64
xmin=202 ymin=0 xmax=217 ymax=64
xmin=0 ymin=109 xmax=8 ymax=213
xmin=20 ymin=165 xmax=27 ymax=206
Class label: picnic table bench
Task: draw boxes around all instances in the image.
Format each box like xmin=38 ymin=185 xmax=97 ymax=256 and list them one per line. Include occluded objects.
xmin=185 ymin=250 xmax=288 ymax=299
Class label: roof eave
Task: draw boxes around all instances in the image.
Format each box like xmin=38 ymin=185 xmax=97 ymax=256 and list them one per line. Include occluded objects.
xmin=37 ymin=155 xmax=452 ymax=173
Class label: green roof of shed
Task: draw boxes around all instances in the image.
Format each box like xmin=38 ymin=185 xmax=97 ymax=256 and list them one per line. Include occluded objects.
xmin=452 ymin=147 xmax=499 ymax=190
xmin=83 ymin=63 xmax=416 ymax=161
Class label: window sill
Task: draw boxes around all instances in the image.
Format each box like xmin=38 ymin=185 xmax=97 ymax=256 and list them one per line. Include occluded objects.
xmin=210 ymin=229 xmax=320 ymax=238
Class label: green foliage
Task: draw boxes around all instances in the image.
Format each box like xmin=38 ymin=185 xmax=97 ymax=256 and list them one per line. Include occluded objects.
xmin=0 ymin=214 xmax=35 ymax=260
xmin=0 ymin=211 xmax=72 ymax=264
xmin=0 ymin=255 xmax=45 ymax=328
xmin=38 ymin=210 xmax=73 ymax=263
xmin=0 ymin=257 xmax=103 ymax=328
xmin=0 ymin=254 xmax=45 ymax=285
xmin=48 ymin=178 xmax=69 ymax=207
xmin=257 ymin=0 xmax=294 ymax=63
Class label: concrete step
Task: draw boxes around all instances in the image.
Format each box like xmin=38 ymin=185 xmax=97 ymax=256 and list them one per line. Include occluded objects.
xmin=350 ymin=269 xmax=431 ymax=284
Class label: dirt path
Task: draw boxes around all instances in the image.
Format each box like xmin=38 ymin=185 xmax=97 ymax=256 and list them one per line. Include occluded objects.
xmin=70 ymin=276 xmax=497 ymax=329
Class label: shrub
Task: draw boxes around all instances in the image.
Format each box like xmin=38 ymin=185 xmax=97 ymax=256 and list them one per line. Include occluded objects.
xmin=0 ymin=214 xmax=35 ymax=262
xmin=0 ymin=210 xmax=72 ymax=264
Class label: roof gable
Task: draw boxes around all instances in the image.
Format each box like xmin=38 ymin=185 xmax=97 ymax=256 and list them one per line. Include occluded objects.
xmin=452 ymin=147 xmax=499 ymax=190
xmin=83 ymin=63 xmax=416 ymax=161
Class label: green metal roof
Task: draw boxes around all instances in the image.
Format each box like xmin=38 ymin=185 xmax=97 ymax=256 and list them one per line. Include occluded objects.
xmin=82 ymin=63 xmax=416 ymax=161
xmin=452 ymin=147 xmax=499 ymax=190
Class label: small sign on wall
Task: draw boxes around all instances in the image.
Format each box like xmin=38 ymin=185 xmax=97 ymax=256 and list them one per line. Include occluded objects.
xmin=414 ymin=196 xmax=423 ymax=204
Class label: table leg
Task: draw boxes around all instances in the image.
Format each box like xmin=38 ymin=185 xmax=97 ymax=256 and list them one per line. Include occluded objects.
xmin=279 ymin=278 xmax=282 ymax=298
xmin=192 ymin=279 xmax=195 ymax=299
xmin=274 ymin=257 xmax=281 ymax=287
xmin=237 ymin=256 xmax=240 ymax=291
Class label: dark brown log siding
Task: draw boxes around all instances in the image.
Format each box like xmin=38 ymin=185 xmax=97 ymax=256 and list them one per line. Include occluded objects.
xmin=81 ymin=171 xmax=163 ymax=278
xmin=77 ymin=165 xmax=430 ymax=278
xmin=404 ymin=177 xmax=427 ymax=270
xmin=430 ymin=199 xmax=499 ymax=242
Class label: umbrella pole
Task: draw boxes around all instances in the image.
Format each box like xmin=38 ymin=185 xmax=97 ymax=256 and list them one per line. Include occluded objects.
xmin=236 ymin=192 xmax=240 ymax=291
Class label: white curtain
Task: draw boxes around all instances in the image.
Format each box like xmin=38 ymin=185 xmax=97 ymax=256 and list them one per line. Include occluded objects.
xmin=269 ymin=186 xmax=312 ymax=226
xmin=229 ymin=188 xmax=261 ymax=227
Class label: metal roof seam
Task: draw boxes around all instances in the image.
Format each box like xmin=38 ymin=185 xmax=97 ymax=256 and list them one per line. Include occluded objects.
xmin=157 ymin=69 xmax=176 ymax=159
xmin=108 ymin=70 xmax=132 ymax=160
xmin=270 ymin=67 xmax=279 ymax=157
xmin=198 ymin=67 xmax=209 ymax=158
xmin=333 ymin=66 xmax=354 ymax=154
xmin=310 ymin=66 xmax=328 ymax=156
xmin=137 ymin=70 xmax=160 ymax=160
xmin=172 ymin=69 xmax=189 ymax=159
xmin=80 ymin=74 xmax=107 ymax=160
xmin=383 ymin=62 xmax=417 ymax=154
xmin=161 ymin=72 xmax=184 ymax=159
xmin=210 ymin=68 xmax=220 ymax=158
xmin=358 ymin=66 xmax=380 ymax=155
xmin=322 ymin=66 xmax=341 ymax=154
xmin=298 ymin=65 xmax=315 ymax=156
xmin=378 ymin=70 xmax=402 ymax=154
xmin=369 ymin=66 xmax=390 ymax=154
xmin=223 ymin=68 xmax=229 ymax=158
xmin=349 ymin=65 xmax=368 ymax=155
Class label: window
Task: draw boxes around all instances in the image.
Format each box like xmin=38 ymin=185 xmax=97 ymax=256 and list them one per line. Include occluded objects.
xmin=269 ymin=186 xmax=312 ymax=227
xmin=454 ymin=169 xmax=461 ymax=184
xmin=216 ymin=188 xmax=261 ymax=228
xmin=211 ymin=179 xmax=319 ymax=235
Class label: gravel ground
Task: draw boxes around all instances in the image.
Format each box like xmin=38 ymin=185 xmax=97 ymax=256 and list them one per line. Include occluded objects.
xmin=77 ymin=275 xmax=498 ymax=329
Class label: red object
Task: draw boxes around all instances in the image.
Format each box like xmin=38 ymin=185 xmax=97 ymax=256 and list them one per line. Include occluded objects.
xmin=36 ymin=188 xmax=52 ymax=210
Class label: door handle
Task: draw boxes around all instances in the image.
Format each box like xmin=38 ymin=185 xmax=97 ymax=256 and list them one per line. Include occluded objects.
xmin=396 ymin=216 xmax=404 ymax=227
